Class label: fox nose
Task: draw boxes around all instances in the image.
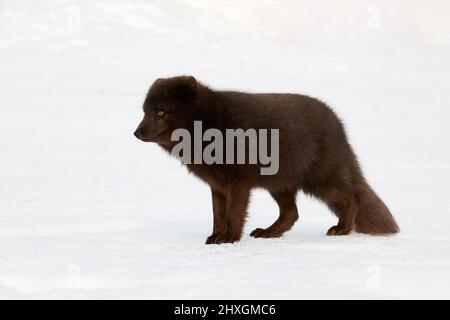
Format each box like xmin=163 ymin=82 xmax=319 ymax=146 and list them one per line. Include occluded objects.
xmin=134 ymin=130 xmax=142 ymax=139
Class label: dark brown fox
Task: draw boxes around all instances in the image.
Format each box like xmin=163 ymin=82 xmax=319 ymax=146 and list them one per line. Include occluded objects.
xmin=134 ymin=75 xmax=399 ymax=244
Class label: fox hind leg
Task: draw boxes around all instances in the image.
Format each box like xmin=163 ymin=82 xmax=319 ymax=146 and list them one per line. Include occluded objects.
xmin=326 ymin=196 xmax=358 ymax=236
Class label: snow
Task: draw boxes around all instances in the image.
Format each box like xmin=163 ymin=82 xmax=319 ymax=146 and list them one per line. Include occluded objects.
xmin=1 ymin=0 xmax=450 ymax=299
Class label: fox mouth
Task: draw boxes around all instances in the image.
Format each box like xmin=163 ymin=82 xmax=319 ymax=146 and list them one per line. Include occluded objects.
xmin=140 ymin=137 xmax=156 ymax=142
xmin=139 ymin=129 xmax=169 ymax=142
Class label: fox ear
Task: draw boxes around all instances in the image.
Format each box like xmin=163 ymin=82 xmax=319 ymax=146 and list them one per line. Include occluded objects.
xmin=178 ymin=75 xmax=198 ymax=99
xmin=184 ymin=75 xmax=197 ymax=89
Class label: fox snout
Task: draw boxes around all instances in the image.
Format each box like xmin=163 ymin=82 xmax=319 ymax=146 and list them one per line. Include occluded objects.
xmin=134 ymin=124 xmax=161 ymax=142
xmin=134 ymin=129 xmax=143 ymax=139
xmin=134 ymin=116 xmax=151 ymax=141
xmin=134 ymin=127 xmax=153 ymax=141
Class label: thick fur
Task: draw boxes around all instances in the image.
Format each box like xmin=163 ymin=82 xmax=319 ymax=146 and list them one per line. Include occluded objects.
xmin=134 ymin=76 xmax=399 ymax=244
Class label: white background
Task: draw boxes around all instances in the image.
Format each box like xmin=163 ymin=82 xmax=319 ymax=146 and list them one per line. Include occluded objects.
xmin=1 ymin=0 xmax=450 ymax=299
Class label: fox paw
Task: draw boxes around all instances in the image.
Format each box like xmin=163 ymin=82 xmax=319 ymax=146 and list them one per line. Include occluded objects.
xmin=205 ymin=233 xmax=240 ymax=244
xmin=326 ymin=225 xmax=351 ymax=236
xmin=250 ymin=228 xmax=282 ymax=238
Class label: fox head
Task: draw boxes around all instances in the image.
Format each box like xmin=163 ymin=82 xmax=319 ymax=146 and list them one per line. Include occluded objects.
xmin=134 ymin=75 xmax=200 ymax=146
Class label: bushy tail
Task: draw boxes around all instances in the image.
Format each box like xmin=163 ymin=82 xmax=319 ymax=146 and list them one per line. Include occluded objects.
xmin=354 ymin=180 xmax=399 ymax=234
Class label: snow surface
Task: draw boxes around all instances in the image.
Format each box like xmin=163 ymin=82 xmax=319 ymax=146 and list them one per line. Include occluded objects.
xmin=1 ymin=0 xmax=450 ymax=299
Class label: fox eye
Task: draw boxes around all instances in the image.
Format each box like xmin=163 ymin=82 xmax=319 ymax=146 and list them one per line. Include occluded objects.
xmin=156 ymin=110 xmax=165 ymax=117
